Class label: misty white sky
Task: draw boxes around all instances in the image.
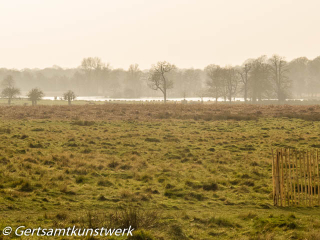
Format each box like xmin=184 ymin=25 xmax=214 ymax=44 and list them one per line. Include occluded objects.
xmin=0 ymin=0 xmax=320 ymax=70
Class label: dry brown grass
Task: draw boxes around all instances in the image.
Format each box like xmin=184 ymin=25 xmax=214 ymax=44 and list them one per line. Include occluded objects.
xmin=1 ymin=103 xmax=320 ymax=121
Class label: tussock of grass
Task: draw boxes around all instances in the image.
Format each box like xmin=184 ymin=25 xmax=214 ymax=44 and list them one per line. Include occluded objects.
xmin=110 ymin=206 xmax=160 ymax=230
xmin=202 ymin=182 xmax=219 ymax=191
xmin=19 ymin=181 xmax=34 ymax=192
xmin=209 ymin=216 xmax=241 ymax=228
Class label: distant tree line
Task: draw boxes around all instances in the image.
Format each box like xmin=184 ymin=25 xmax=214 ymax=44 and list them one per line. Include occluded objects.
xmin=0 ymin=55 xmax=320 ymax=103
xmin=0 ymin=75 xmax=76 ymax=105
xmin=205 ymin=55 xmax=292 ymax=103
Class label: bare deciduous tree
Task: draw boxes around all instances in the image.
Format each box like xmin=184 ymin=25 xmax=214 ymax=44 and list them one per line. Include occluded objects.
xmin=181 ymin=68 xmax=201 ymax=98
xmin=1 ymin=75 xmax=20 ymax=105
xmin=81 ymin=57 xmax=110 ymax=94
xmin=1 ymin=75 xmax=15 ymax=88
xmin=268 ymin=55 xmax=290 ymax=102
xmin=128 ymin=64 xmax=141 ymax=79
xmin=81 ymin=57 xmax=105 ymax=72
xmin=197 ymin=89 xmax=207 ymax=103
xmin=148 ymin=61 xmax=176 ymax=103
xmin=306 ymin=56 xmax=320 ymax=98
xmin=249 ymin=56 xmax=271 ymax=102
xmin=224 ymin=67 xmax=239 ymax=102
xmin=237 ymin=62 xmax=252 ymax=102
xmin=287 ymin=57 xmax=309 ymax=98
xmin=125 ymin=64 xmax=142 ymax=98
xmin=205 ymin=64 xmax=222 ymax=103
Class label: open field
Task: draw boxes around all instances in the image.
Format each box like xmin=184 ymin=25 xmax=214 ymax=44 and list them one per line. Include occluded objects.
xmin=1 ymin=103 xmax=320 ymax=121
xmin=1 ymin=104 xmax=320 ymax=239
xmin=2 ymin=98 xmax=320 ymax=107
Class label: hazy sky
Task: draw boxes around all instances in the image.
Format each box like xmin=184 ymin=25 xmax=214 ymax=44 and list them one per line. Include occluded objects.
xmin=0 ymin=0 xmax=320 ymax=70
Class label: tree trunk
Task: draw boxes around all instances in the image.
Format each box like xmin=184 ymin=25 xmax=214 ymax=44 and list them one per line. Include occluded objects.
xmin=244 ymin=87 xmax=247 ymax=102
xmin=68 ymin=98 xmax=71 ymax=105
xmin=163 ymin=76 xmax=167 ymax=104
xmin=8 ymin=98 xmax=11 ymax=106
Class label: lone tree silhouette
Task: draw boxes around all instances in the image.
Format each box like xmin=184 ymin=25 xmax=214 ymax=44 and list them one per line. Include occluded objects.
xmin=27 ymin=88 xmax=44 ymax=106
xmin=148 ymin=61 xmax=176 ymax=103
xmin=63 ymin=90 xmax=76 ymax=105
xmin=1 ymin=75 xmax=21 ymax=105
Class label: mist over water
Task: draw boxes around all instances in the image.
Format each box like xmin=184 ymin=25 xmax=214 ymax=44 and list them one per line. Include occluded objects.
xmin=1 ymin=54 xmax=320 ymax=105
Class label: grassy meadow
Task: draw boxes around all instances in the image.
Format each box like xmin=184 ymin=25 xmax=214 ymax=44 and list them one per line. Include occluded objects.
xmin=1 ymin=104 xmax=320 ymax=239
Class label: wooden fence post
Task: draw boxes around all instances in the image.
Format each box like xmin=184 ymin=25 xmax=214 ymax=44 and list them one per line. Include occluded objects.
xmin=308 ymin=151 xmax=311 ymax=207
xmin=299 ymin=151 xmax=302 ymax=205
xmin=272 ymin=148 xmax=320 ymax=207
xmin=295 ymin=150 xmax=298 ymax=205
xmin=317 ymin=149 xmax=320 ymax=205
xmin=272 ymin=149 xmax=275 ymax=205
xmin=312 ymin=151 xmax=316 ymax=206
xmin=284 ymin=148 xmax=288 ymax=206
xmin=273 ymin=150 xmax=281 ymax=206
xmin=288 ymin=149 xmax=292 ymax=206
xmin=304 ymin=151 xmax=307 ymax=206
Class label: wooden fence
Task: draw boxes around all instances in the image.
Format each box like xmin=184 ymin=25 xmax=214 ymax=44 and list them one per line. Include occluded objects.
xmin=272 ymin=149 xmax=320 ymax=207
